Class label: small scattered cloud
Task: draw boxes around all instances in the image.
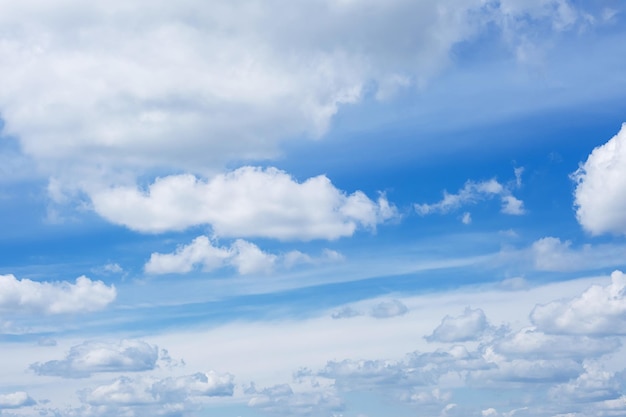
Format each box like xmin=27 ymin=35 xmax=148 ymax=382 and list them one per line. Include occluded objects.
xmin=514 ymin=167 xmax=524 ymax=188
xmin=0 ymin=274 xmax=116 ymax=315
xmin=501 ymin=195 xmax=525 ymax=215
xmin=30 ymin=340 xmax=159 ymax=378
xmin=102 ymin=263 xmax=124 ymax=274
xmin=415 ymin=171 xmax=524 ymax=218
xmin=498 ymin=277 xmax=528 ymax=291
xmin=461 ymin=212 xmax=472 ymax=225
xmin=331 ymin=306 xmax=362 ymax=320
xmin=369 ymin=299 xmax=408 ymax=319
xmin=426 ymin=307 xmax=492 ymax=343
xmin=145 ymin=235 xmax=344 ymax=276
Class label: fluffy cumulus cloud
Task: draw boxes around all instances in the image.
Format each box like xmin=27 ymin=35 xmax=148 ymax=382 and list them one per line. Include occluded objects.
xmin=145 ymin=235 xmax=343 ymax=275
xmin=0 ymin=274 xmax=116 ymax=314
xmin=493 ymin=328 xmax=620 ymax=361
xmin=0 ymin=391 xmax=35 ymax=409
xmin=0 ymin=0 xmax=584 ymax=188
xmin=73 ymin=371 xmax=234 ymax=417
xmin=573 ymin=123 xmax=626 ymax=235
xmin=530 ymin=270 xmax=626 ymax=335
xmin=426 ymin=307 xmax=492 ymax=343
xmin=415 ymin=177 xmax=524 ymax=217
xmin=85 ymin=371 xmax=234 ymax=406
xmin=30 ymin=340 xmax=159 ymax=378
xmin=91 ymin=167 xmax=396 ymax=239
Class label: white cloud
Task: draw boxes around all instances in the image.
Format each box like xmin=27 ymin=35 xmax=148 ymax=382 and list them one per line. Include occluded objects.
xmin=531 ymin=237 xmax=626 ymax=272
xmin=530 ymin=270 xmax=626 ymax=335
xmin=92 ymin=167 xmax=397 ymax=239
xmin=230 ymin=239 xmax=277 ymax=275
xmin=501 ymin=195 xmax=525 ymax=215
xmin=247 ymin=383 xmax=343 ymax=417
xmin=426 ymin=307 xmax=491 ymax=343
xmin=549 ymin=363 xmax=623 ymax=403
xmin=369 ymin=299 xmax=409 ymax=319
xmin=102 ymin=263 xmax=123 ymax=274
xmin=415 ymin=176 xmax=524 ymax=217
xmin=81 ymin=371 xmax=234 ymax=416
xmin=493 ymin=328 xmax=620 ymax=361
xmin=153 ymin=371 xmax=235 ymax=400
xmin=331 ymin=306 xmax=362 ymax=320
xmin=461 ymin=212 xmax=472 ymax=225
xmin=30 ymin=340 xmax=159 ymax=378
xmin=470 ymin=351 xmax=582 ymax=384
xmin=573 ymin=123 xmax=626 ymax=235
xmin=0 ymin=0 xmax=582 ymax=191
xmin=145 ymin=235 xmax=344 ymax=275
xmin=0 ymin=391 xmax=35 ymax=409
xmin=144 ymin=236 xmax=231 ymax=275
xmin=0 ymin=274 xmax=116 ymax=314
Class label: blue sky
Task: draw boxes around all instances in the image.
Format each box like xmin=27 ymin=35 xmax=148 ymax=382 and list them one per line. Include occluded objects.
xmin=1 ymin=1 xmax=626 ymax=416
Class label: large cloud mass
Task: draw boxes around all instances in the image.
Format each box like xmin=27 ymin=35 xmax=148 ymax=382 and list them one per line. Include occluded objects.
xmin=573 ymin=123 xmax=626 ymax=235
xmin=0 ymin=0 xmax=582 ymax=187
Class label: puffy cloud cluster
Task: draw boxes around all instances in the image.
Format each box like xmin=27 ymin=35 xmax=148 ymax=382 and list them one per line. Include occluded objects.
xmin=92 ymin=167 xmax=396 ymax=239
xmin=530 ymin=270 xmax=626 ymax=335
xmin=144 ymin=235 xmax=344 ymax=275
xmin=84 ymin=371 xmax=234 ymax=406
xmin=0 ymin=274 xmax=116 ymax=314
xmin=305 ymin=275 xmax=626 ymax=416
xmin=30 ymin=340 xmax=159 ymax=378
xmin=573 ymin=123 xmax=626 ymax=235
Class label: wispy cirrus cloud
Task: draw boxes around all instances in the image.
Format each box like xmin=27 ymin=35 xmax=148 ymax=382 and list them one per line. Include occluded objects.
xmin=414 ymin=172 xmax=525 ymax=219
